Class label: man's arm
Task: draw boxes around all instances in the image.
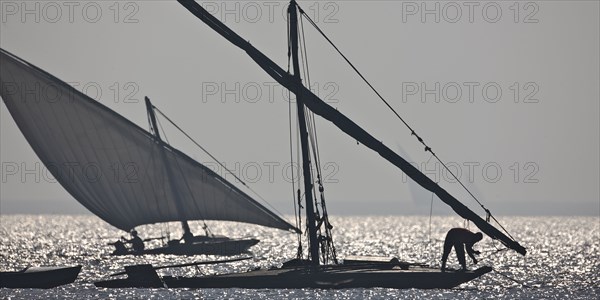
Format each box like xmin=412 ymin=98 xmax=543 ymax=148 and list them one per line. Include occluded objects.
xmin=466 ymin=244 xmax=479 ymax=264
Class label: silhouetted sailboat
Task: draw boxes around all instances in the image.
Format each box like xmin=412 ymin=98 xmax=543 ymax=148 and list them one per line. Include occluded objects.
xmin=93 ymin=0 xmax=526 ymax=289
xmin=0 ymin=48 xmax=299 ymax=256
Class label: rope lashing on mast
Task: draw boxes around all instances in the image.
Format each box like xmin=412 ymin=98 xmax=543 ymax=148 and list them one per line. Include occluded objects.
xmin=296 ymin=3 xmax=516 ymax=242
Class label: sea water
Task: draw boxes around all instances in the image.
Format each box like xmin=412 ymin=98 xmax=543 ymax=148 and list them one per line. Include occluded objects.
xmin=0 ymin=215 xmax=598 ymax=299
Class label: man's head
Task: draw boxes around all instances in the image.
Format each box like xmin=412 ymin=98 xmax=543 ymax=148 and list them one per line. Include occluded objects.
xmin=473 ymin=232 xmax=483 ymax=243
xmin=130 ymin=230 xmax=138 ymax=237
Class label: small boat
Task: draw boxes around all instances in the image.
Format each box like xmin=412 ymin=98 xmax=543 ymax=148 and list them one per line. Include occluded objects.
xmin=0 ymin=265 xmax=82 ymax=289
xmin=112 ymin=235 xmax=259 ymax=256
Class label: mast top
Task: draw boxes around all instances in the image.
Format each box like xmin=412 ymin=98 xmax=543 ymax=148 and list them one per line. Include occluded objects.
xmin=145 ymin=96 xmax=161 ymax=140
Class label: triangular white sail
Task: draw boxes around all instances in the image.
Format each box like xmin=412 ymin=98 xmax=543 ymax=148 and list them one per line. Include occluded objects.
xmin=0 ymin=48 xmax=297 ymax=232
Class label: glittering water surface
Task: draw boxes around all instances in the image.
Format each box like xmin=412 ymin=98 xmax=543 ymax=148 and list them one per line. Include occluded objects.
xmin=1 ymin=215 xmax=598 ymax=299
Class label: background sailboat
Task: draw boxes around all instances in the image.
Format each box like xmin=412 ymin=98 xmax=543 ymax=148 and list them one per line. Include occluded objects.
xmin=0 ymin=48 xmax=298 ymax=256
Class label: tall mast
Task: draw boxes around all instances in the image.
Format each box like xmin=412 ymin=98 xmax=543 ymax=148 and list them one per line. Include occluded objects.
xmin=145 ymin=97 xmax=192 ymax=237
xmin=288 ymin=0 xmax=319 ymax=265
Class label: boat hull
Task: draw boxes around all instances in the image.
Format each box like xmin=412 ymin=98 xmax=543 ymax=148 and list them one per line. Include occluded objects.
xmin=0 ymin=265 xmax=82 ymax=289
xmin=113 ymin=238 xmax=259 ymax=256
xmin=95 ymin=264 xmax=492 ymax=289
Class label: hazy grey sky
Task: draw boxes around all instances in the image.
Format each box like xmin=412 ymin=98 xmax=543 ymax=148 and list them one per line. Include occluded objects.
xmin=1 ymin=1 xmax=598 ymax=216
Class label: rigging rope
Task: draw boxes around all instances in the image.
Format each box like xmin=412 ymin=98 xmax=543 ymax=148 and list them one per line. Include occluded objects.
xmin=288 ymin=89 xmax=301 ymax=246
xmin=154 ymin=107 xmax=246 ymax=186
xmin=153 ymin=106 xmax=290 ymax=222
xmin=296 ymin=4 xmax=515 ymax=242
xmin=429 ymin=192 xmax=434 ymax=242
xmin=155 ymin=111 xmax=210 ymax=233
xmin=288 ymin=18 xmax=303 ymax=258
xmin=297 ymin=9 xmax=337 ymax=264
xmin=147 ymin=115 xmax=172 ymax=241
xmin=493 ymin=269 xmax=531 ymax=288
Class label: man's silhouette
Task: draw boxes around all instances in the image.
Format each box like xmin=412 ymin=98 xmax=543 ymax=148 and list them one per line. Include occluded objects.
xmin=123 ymin=230 xmax=145 ymax=254
xmin=441 ymin=228 xmax=483 ymax=272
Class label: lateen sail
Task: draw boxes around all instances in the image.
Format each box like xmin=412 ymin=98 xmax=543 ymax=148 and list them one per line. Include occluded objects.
xmin=0 ymin=48 xmax=298 ymax=233
xmin=177 ymin=0 xmax=526 ymax=255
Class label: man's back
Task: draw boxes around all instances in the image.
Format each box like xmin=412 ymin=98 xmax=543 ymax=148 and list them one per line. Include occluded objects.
xmin=446 ymin=228 xmax=477 ymax=244
xmin=131 ymin=236 xmax=145 ymax=252
xmin=441 ymin=228 xmax=483 ymax=271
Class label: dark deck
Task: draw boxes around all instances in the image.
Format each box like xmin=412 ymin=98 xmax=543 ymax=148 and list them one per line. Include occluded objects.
xmin=95 ymin=263 xmax=492 ymax=289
